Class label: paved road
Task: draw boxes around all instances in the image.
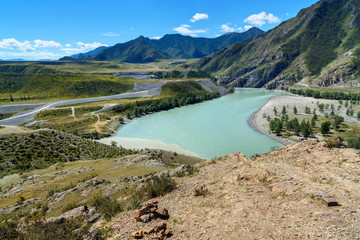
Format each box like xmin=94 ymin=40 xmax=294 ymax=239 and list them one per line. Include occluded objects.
xmin=0 ymin=103 xmax=45 ymax=114
xmin=0 ymin=81 xmax=167 ymax=126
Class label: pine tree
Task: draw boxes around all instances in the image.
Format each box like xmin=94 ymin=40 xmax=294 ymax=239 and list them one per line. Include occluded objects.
xmin=273 ymin=107 xmax=278 ymax=116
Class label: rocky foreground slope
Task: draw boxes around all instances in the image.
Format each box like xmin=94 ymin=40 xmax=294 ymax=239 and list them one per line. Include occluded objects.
xmin=98 ymin=141 xmax=360 ymax=239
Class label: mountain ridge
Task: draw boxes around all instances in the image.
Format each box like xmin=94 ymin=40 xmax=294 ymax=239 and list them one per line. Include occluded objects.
xmin=59 ymin=28 xmax=264 ymax=63
xmin=69 ymin=46 xmax=108 ymax=59
xmin=195 ymin=0 xmax=360 ymax=89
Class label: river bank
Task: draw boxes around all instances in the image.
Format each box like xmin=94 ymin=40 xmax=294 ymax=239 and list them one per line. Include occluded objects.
xmin=248 ymin=96 xmax=295 ymax=146
xmin=248 ymin=94 xmax=360 ymax=146
xmin=98 ymin=136 xmax=200 ymax=158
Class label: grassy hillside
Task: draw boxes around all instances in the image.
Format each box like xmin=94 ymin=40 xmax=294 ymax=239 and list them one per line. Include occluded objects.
xmin=0 ymin=59 xmax=196 ymax=75
xmin=0 ymin=73 xmax=134 ymax=101
xmin=161 ymin=81 xmax=207 ymax=96
xmin=0 ymin=130 xmax=135 ymax=177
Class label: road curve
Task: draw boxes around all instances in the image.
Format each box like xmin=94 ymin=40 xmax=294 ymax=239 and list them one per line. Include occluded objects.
xmin=0 ymin=81 xmax=168 ymax=126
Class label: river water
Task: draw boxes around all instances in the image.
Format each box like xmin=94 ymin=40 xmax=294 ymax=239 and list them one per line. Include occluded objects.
xmin=115 ymin=88 xmax=285 ymax=159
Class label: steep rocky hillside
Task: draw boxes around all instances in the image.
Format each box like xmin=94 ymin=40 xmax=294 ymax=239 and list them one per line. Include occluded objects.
xmin=99 ymin=141 xmax=360 ymax=239
xmin=196 ymin=0 xmax=360 ymax=89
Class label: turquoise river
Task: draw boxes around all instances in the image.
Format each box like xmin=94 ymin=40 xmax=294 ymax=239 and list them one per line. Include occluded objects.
xmin=115 ymin=88 xmax=285 ymax=159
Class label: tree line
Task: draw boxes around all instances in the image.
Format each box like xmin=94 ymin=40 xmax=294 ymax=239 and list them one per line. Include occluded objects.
xmin=112 ymin=92 xmax=220 ymax=118
xmin=289 ymin=88 xmax=360 ymax=101
xmin=151 ymin=70 xmax=210 ymax=79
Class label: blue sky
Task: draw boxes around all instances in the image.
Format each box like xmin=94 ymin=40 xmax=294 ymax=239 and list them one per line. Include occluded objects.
xmin=0 ymin=0 xmax=319 ymax=60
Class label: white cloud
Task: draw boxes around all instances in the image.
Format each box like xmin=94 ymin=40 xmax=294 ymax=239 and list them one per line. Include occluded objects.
xmin=244 ymin=25 xmax=253 ymax=31
xmin=244 ymin=12 xmax=281 ymax=27
xmin=220 ymin=24 xmax=244 ymax=33
xmin=0 ymin=38 xmax=34 ymax=51
xmin=173 ymin=24 xmax=206 ymax=36
xmin=190 ymin=13 xmax=209 ymax=22
xmin=34 ymin=39 xmax=62 ymax=48
xmin=61 ymin=42 xmax=108 ymax=54
xmin=221 ymin=24 xmax=236 ymax=33
xmin=75 ymin=42 xmax=108 ymax=50
xmin=152 ymin=36 xmax=162 ymax=40
xmin=0 ymin=51 xmax=61 ymax=60
xmin=102 ymin=32 xmax=120 ymax=37
xmin=0 ymin=38 xmax=109 ymax=60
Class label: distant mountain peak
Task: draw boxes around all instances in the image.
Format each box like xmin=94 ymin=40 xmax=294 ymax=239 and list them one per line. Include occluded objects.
xmin=59 ymin=29 xmax=263 ymax=63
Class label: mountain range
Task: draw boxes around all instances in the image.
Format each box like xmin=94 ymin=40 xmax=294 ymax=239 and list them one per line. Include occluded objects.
xmin=59 ymin=0 xmax=360 ymax=89
xmin=195 ymin=0 xmax=360 ymax=88
xmin=59 ymin=27 xmax=264 ymax=63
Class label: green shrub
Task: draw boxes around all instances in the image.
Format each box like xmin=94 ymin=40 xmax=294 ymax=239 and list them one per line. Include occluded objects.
xmin=143 ymin=175 xmax=177 ymax=199
xmin=0 ymin=216 xmax=89 ymax=240
xmin=125 ymin=189 xmax=145 ymax=210
xmin=92 ymin=195 xmax=122 ymax=221
xmin=124 ymin=175 xmax=177 ymax=210
xmin=347 ymin=137 xmax=360 ymax=149
xmin=0 ymin=221 xmax=20 ymax=239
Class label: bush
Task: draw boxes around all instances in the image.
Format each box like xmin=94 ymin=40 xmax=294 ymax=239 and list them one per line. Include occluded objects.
xmin=124 ymin=175 xmax=177 ymax=210
xmin=126 ymin=189 xmax=145 ymax=210
xmin=325 ymin=138 xmax=338 ymax=149
xmin=347 ymin=138 xmax=360 ymax=149
xmin=144 ymin=175 xmax=177 ymax=199
xmin=0 ymin=222 xmax=20 ymax=240
xmin=92 ymin=195 xmax=122 ymax=221
xmin=0 ymin=216 xmax=89 ymax=240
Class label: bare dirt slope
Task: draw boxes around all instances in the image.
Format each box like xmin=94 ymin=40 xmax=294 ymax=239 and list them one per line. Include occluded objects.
xmin=100 ymin=141 xmax=360 ymax=240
